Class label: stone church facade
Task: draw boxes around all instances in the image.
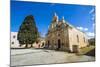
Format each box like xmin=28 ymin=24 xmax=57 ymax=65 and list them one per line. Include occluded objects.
xmin=45 ymin=13 xmax=88 ymax=52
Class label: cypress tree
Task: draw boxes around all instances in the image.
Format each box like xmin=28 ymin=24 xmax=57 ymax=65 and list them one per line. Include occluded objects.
xmin=17 ymin=15 xmax=39 ymax=48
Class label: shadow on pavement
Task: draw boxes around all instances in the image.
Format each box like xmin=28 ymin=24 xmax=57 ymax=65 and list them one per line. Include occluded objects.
xmin=85 ymin=48 xmax=95 ymax=57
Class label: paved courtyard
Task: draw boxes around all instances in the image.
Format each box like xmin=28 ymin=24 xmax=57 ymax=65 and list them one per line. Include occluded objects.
xmin=11 ymin=48 xmax=95 ymax=66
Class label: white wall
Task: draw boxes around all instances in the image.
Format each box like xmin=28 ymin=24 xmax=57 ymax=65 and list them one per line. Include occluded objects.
xmin=11 ymin=32 xmax=20 ymax=48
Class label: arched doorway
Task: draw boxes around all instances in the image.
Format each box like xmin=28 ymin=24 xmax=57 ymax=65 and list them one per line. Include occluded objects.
xmin=57 ymin=39 xmax=61 ymax=50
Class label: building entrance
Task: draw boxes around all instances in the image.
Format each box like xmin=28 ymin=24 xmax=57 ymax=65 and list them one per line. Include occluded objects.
xmin=57 ymin=39 xmax=61 ymax=50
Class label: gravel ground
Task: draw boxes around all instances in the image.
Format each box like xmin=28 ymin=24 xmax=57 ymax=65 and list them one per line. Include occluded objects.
xmin=11 ymin=48 xmax=95 ymax=66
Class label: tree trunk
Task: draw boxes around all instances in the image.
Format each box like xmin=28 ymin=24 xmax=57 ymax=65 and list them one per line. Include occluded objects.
xmin=31 ymin=44 xmax=33 ymax=48
xmin=25 ymin=44 xmax=28 ymax=48
xmin=19 ymin=44 xmax=22 ymax=47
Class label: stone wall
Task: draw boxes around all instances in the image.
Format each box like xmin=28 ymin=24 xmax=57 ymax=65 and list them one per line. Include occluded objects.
xmin=68 ymin=27 xmax=88 ymax=52
xmin=11 ymin=32 xmax=20 ymax=48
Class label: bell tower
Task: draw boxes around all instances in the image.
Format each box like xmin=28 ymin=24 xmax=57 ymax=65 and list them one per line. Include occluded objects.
xmin=52 ymin=12 xmax=58 ymax=22
xmin=62 ymin=16 xmax=65 ymax=23
xmin=51 ymin=12 xmax=59 ymax=28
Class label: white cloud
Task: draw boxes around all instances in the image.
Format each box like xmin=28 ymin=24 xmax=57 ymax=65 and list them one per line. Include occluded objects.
xmin=86 ymin=32 xmax=95 ymax=38
xmin=77 ymin=27 xmax=83 ymax=30
xmin=77 ymin=26 xmax=95 ymax=38
xmin=84 ymin=28 xmax=88 ymax=31
xmin=77 ymin=26 xmax=88 ymax=31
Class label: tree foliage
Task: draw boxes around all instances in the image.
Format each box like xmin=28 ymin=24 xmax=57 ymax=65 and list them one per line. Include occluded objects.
xmin=17 ymin=15 xmax=39 ymax=48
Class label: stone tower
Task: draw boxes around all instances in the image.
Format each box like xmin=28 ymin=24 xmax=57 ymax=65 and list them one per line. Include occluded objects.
xmin=49 ymin=12 xmax=59 ymax=30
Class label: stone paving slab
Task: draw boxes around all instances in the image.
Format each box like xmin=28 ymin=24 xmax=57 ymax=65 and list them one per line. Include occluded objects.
xmin=11 ymin=48 xmax=44 ymax=55
xmin=11 ymin=49 xmax=95 ymax=66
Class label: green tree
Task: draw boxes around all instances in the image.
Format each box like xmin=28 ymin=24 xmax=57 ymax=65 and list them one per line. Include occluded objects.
xmin=17 ymin=15 xmax=39 ymax=48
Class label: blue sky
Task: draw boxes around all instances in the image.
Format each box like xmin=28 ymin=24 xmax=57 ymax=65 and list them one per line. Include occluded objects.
xmin=11 ymin=1 xmax=95 ymax=38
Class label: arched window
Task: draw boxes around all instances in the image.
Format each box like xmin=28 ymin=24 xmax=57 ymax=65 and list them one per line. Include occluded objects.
xmin=13 ymin=35 xmax=16 ymax=38
xmin=84 ymin=37 xmax=85 ymax=43
xmin=77 ymin=35 xmax=79 ymax=43
xmin=12 ymin=42 xmax=14 ymax=44
xmin=58 ymin=34 xmax=60 ymax=36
